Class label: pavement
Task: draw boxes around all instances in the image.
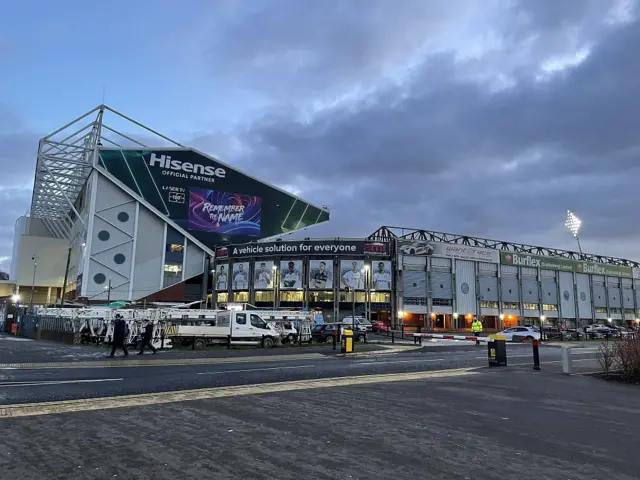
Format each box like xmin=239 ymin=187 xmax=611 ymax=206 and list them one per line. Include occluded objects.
xmin=2 ymin=363 xmax=639 ymax=479
xmin=1 ymin=335 xmax=625 ymax=479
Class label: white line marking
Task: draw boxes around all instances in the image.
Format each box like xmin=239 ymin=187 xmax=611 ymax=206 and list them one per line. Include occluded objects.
xmin=510 ymin=359 xmax=596 ymax=366
xmin=356 ymin=359 xmax=445 ymax=366
xmin=197 ymin=365 xmax=316 ymax=375
xmin=0 ymin=368 xmax=478 ymax=418
xmin=0 ymin=379 xmax=123 ymax=388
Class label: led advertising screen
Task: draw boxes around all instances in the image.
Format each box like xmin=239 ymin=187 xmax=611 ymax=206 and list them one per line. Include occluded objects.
xmin=189 ymin=188 xmax=261 ymax=237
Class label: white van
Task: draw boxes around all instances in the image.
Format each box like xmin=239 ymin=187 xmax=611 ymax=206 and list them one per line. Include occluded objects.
xmin=169 ymin=310 xmax=281 ymax=348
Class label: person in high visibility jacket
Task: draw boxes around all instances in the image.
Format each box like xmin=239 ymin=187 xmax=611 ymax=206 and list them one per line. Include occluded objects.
xmin=471 ymin=318 xmax=483 ymax=346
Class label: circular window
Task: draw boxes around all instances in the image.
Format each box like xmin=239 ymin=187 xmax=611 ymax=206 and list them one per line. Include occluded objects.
xmin=117 ymin=212 xmax=130 ymax=223
xmin=563 ymin=290 xmax=570 ymax=301
xmin=580 ymin=292 xmax=587 ymax=301
xmin=461 ymin=283 xmax=470 ymax=294
xmin=93 ymin=273 xmax=106 ymax=285
xmin=98 ymin=230 xmax=110 ymax=241
xmin=114 ymin=253 xmax=126 ymax=265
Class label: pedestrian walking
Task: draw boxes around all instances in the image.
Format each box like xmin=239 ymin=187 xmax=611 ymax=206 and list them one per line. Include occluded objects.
xmin=471 ymin=317 xmax=483 ymax=346
xmin=108 ymin=314 xmax=129 ymax=357
xmin=137 ymin=321 xmax=157 ymax=355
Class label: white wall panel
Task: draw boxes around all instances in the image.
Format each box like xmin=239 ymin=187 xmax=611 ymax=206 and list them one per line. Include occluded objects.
xmin=576 ymin=274 xmax=592 ymax=319
xmin=184 ymin=239 xmax=205 ymax=279
xmin=559 ymin=271 xmax=576 ymax=318
xmin=131 ymin=205 xmax=164 ymax=300
xmin=455 ymin=260 xmax=476 ymax=314
xmin=402 ymin=256 xmax=426 ymax=267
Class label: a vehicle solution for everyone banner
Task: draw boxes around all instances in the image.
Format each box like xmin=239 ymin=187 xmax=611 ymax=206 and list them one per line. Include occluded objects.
xmin=215 ymin=264 xmax=229 ymax=290
xmin=253 ymin=260 xmax=275 ymax=290
xmin=98 ymin=149 xmax=329 ymax=247
xmin=232 ymin=262 xmax=250 ymax=290
xmin=371 ymin=260 xmax=392 ymax=290
xmin=340 ymin=259 xmax=365 ymax=290
xmin=309 ymin=259 xmax=333 ymax=289
xmin=215 ymin=239 xmax=390 ymax=259
xmin=280 ymin=260 xmax=303 ymax=289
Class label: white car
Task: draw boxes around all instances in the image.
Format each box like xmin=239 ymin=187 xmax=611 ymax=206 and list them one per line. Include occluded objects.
xmin=497 ymin=327 xmax=540 ymax=341
xmin=400 ymin=241 xmax=434 ymax=256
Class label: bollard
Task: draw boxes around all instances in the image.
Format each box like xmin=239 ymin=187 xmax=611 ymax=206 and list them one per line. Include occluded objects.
xmin=401 ymin=325 xmax=405 ymax=339
xmin=161 ymin=331 xmax=165 ymax=350
xmin=226 ymin=335 xmax=231 ymax=349
xmin=532 ymin=338 xmax=541 ymax=371
xmin=332 ymin=332 xmax=337 ymax=350
xmin=419 ymin=335 xmax=422 ymax=346
xmin=561 ymin=347 xmax=573 ymax=375
xmin=487 ymin=334 xmax=507 ymax=367
xmin=391 ymin=331 xmax=395 ymax=344
xmin=261 ymin=334 xmax=265 ymax=348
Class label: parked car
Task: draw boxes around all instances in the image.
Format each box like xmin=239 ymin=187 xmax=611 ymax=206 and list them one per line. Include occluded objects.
xmin=371 ymin=321 xmax=389 ymax=333
xmin=311 ymin=323 xmax=367 ymax=344
xmin=497 ymin=326 xmax=540 ymax=342
xmin=341 ymin=317 xmax=372 ymax=331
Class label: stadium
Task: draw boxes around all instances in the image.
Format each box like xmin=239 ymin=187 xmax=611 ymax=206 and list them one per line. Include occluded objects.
xmin=7 ymin=105 xmax=640 ymax=333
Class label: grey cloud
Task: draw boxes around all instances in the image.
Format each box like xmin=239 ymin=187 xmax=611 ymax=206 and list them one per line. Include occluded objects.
xmin=227 ymin=13 xmax=640 ymax=260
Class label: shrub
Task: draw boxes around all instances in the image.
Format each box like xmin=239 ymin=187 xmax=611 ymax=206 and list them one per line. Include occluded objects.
xmin=614 ymin=336 xmax=640 ymax=383
xmin=597 ymin=341 xmax=616 ymax=378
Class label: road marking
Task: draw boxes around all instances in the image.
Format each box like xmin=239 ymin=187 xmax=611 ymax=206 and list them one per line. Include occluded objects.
xmin=197 ymin=365 xmax=316 ymax=375
xmin=0 ymin=378 xmax=122 ymax=388
xmin=0 ymin=367 xmax=477 ymax=419
xmin=510 ymin=359 xmax=596 ymax=366
xmin=355 ymin=359 xmax=445 ymax=366
xmin=0 ymin=353 xmax=327 ymax=370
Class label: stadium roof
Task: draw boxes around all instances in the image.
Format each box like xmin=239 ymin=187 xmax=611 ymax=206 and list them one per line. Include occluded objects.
xmin=30 ymin=105 xmax=184 ymax=240
xmin=368 ymin=226 xmax=640 ymax=268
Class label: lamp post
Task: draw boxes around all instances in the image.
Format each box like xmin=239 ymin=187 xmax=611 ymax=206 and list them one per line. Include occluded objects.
xmin=105 ymin=279 xmax=112 ymax=303
xmin=272 ymin=264 xmax=278 ymax=309
xmin=362 ymin=264 xmax=370 ymax=322
xmin=29 ymin=255 xmax=37 ymax=312
xmin=540 ymin=315 xmax=546 ymax=340
xmin=453 ymin=312 xmax=459 ymax=330
xmin=566 ymin=210 xmax=584 ymax=337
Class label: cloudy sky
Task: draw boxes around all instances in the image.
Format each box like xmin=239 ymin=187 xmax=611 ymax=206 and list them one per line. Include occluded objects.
xmin=1 ymin=0 xmax=640 ymax=273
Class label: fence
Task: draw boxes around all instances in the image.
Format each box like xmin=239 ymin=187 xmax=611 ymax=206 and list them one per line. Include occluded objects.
xmin=17 ymin=314 xmax=81 ymax=344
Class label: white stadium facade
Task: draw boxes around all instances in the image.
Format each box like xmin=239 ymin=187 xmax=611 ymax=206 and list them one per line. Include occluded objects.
xmin=6 ymin=105 xmax=640 ymax=332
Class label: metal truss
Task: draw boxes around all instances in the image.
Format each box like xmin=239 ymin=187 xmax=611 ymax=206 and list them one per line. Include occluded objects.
xmin=30 ymin=105 xmax=183 ymax=241
xmin=368 ymin=226 xmax=640 ymax=268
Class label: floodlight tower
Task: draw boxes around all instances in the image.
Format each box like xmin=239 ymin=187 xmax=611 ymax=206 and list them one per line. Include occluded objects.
xmin=565 ymin=210 xmax=583 ymax=254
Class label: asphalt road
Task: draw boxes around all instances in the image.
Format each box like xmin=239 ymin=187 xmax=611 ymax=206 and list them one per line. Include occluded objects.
xmin=0 ymin=340 xmax=599 ymax=405
xmin=2 ymin=364 xmax=638 ymax=480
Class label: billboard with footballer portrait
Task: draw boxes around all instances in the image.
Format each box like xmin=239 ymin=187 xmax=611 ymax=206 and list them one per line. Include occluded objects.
xmin=253 ymin=260 xmax=275 ymax=290
xmin=231 ymin=262 xmax=250 ymax=290
xmin=309 ymin=260 xmax=333 ymax=289
xmin=340 ymin=259 xmax=365 ymax=290
xmin=280 ymin=260 xmax=303 ymax=289
xmin=214 ymin=264 xmax=229 ymax=291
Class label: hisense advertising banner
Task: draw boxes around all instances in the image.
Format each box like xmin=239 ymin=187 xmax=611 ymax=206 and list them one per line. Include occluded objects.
xmin=98 ymin=148 xmax=329 ymax=247
xmin=500 ymin=251 xmax=633 ymax=277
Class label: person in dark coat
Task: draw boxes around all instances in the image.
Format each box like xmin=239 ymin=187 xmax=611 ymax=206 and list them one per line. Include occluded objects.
xmin=137 ymin=322 xmax=157 ymax=355
xmin=108 ymin=314 xmax=129 ymax=358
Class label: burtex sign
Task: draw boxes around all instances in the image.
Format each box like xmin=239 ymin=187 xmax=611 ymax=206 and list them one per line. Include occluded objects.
xmin=500 ymin=251 xmax=632 ymax=277
xmin=215 ymin=240 xmax=390 ymax=259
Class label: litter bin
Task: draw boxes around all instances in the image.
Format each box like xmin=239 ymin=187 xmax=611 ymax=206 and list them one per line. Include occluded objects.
xmin=487 ymin=334 xmax=507 ymax=367
xmin=341 ymin=328 xmax=354 ymax=354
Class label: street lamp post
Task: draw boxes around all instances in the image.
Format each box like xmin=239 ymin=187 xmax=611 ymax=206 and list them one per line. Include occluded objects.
xmin=29 ymin=255 xmax=37 ymax=312
xmin=272 ymin=265 xmax=278 ymax=309
xmin=540 ymin=315 xmax=546 ymax=341
xmin=105 ymin=279 xmax=112 ymax=303
xmin=362 ymin=264 xmax=370 ymax=322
